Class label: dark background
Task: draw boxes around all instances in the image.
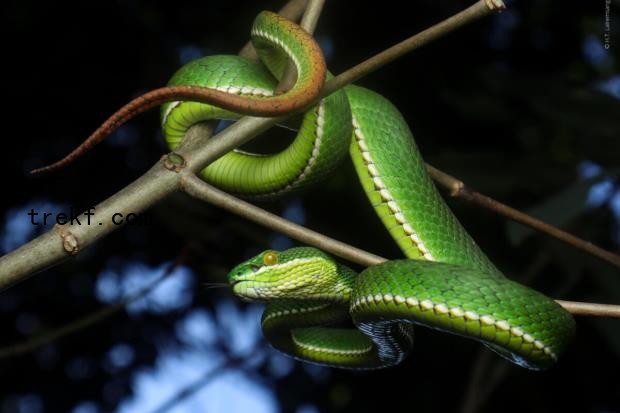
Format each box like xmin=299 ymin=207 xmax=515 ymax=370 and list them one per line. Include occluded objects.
xmin=1 ymin=0 xmax=620 ymax=412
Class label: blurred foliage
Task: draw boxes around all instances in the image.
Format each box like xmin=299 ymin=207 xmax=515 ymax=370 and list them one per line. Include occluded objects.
xmin=1 ymin=0 xmax=619 ymax=412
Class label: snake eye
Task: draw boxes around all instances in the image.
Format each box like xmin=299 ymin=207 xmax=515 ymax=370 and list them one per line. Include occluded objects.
xmin=263 ymin=251 xmax=279 ymax=266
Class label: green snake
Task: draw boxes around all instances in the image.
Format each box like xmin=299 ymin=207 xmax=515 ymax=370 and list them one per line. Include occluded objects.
xmin=37 ymin=11 xmax=575 ymax=369
xmin=168 ymin=12 xmax=575 ymax=370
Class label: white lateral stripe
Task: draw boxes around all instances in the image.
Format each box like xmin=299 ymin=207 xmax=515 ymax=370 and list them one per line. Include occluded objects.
xmin=250 ymin=29 xmax=301 ymax=75
xmin=263 ymin=303 xmax=331 ymax=323
xmin=161 ymin=101 xmax=181 ymax=127
xmin=292 ymin=333 xmax=372 ymax=356
xmin=349 ymin=295 xmax=557 ymax=360
xmin=277 ymin=101 xmax=325 ymax=192
xmin=351 ymin=115 xmax=434 ymax=261
xmin=163 ymin=85 xmax=274 ymax=128
xmin=214 ymin=85 xmax=273 ymax=97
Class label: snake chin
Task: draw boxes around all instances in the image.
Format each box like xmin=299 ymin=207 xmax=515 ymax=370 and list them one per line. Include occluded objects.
xmin=231 ymin=280 xmax=262 ymax=301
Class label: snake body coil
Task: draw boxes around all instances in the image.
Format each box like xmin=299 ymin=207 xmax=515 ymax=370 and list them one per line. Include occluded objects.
xmin=162 ymin=11 xmax=575 ymax=369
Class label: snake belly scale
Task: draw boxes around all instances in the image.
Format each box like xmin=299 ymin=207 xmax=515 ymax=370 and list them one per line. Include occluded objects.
xmin=158 ymin=11 xmax=575 ymax=370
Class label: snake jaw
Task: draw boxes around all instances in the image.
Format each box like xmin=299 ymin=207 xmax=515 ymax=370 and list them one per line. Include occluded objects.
xmin=231 ymin=279 xmax=262 ymax=301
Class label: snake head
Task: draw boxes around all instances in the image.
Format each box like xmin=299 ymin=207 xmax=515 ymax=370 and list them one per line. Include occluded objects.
xmin=227 ymin=247 xmax=350 ymax=302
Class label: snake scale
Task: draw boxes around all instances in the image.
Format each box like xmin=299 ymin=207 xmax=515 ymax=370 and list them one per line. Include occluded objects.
xmin=38 ymin=11 xmax=575 ymax=369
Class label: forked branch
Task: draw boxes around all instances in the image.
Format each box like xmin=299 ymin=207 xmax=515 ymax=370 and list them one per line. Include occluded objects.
xmin=0 ymin=0 xmax=505 ymax=286
xmin=181 ymin=174 xmax=620 ymax=319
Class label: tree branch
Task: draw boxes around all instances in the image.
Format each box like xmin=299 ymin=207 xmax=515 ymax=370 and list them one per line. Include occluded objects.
xmin=297 ymin=0 xmax=325 ymax=35
xmin=320 ymin=0 xmax=504 ymax=98
xmin=273 ymin=0 xmax=326 ymax=93
xmin=554 ymin=301 xmax=620 ymax=317
xmin=0 ymin=245 xmax=189 ymax=359
xmin=0 ymin=162 xmax=181 ymax=287
xmin=180 ymin=174 xmax=620 ymax=319
xmin=0 ymin=0 xmax=495 ymax=288
xmin=425 ymin=165 xmax=620 ymax=268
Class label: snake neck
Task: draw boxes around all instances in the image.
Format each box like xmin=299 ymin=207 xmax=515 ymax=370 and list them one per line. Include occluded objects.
xmin=330 ymin=263 xmax=357 ymax=304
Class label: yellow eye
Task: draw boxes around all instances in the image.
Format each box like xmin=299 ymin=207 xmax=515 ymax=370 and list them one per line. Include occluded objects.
xmin=263 ymin=251 xmax=279 ymax=266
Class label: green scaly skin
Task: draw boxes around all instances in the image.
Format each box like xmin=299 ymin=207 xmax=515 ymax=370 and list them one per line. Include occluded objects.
xmin=162 ymin=11 xmax=576 ymax=369
xmin=162 ymin=12 xmax=350 ymax=196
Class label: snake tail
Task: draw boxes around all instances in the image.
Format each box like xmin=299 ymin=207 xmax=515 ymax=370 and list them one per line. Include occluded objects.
xmin=31 ymin=11 xmax=326 ymax=174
